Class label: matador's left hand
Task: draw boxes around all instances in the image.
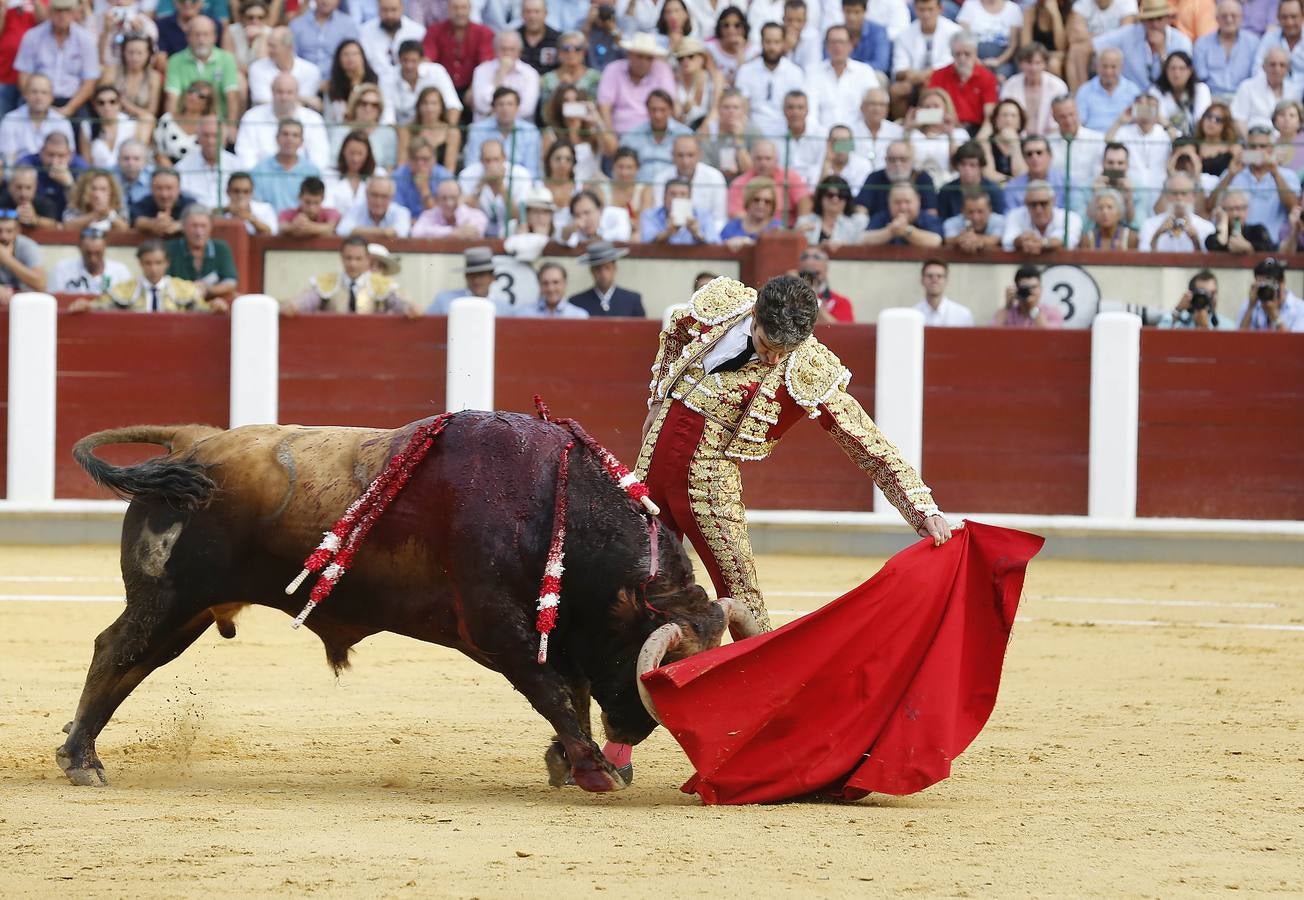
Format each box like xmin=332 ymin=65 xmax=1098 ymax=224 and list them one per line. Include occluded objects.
xmin=918 ymin=514 xmax=952 ymax=547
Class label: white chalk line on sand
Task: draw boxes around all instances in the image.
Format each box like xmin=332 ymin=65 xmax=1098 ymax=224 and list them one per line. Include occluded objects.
xmin=769 ymin=591 xmax=1278 ymax=610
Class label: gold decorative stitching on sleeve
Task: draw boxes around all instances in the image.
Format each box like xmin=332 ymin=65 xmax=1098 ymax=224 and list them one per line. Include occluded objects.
xmin=690 ymin=276 xmax=758 ymax=325
xmin=784 ymin=338 xmax=850 ymax=419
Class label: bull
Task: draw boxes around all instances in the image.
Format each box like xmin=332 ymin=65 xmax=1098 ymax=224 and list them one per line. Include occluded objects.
xmin=57 ymin=411 xmax=758 ymax=793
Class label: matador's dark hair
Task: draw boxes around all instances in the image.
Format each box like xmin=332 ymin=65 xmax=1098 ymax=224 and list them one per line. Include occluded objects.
xmin=755 ymin=275 xmax=819 ymax=349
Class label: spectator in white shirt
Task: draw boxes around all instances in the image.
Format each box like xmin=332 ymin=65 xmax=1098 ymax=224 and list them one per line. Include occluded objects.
xmin=890 ymin=0 xmax=961 ymax=119
xmin=808 ymin=25 xmax=884 ymax=135
xmin=1139 ymin=172 xmax=1214 ymax=251
xmin=47 ymin=228 xmax=132 ymax=294
xmin=384 ymin=41 xmax=463 ymax=125
xmin=1048 ymin=93 xmax=1105 ymax=215
xmin=0 ymin=75 xmax=74 ymax=166
xmin=1232 ymin=47 xmax=1301 ymax=132
xmin=656 ymin=134 xmax=728 ymax=226
xmin=457 ymin=138 xmax=532 ymax=236
xmin=176 ymin=116 xmax=240 ymax=206
xmin=359 ymin=0 xmax=426 ymax=82
xmin=913 ymin=258 xmax=975 ymax=326
xmin=736 ymin=23 xmax=807 ymax=139
xmin=775 ymin=90 xmax=826 ymax=187
xmin=336 ymin=174 xmax=413 ymax=238
xmin=1108 ymin=92 xmax=1171 ymax=187
xmin=236 ymin=73 xmax=331 ymax=171
xmin=469 ymin=30 xmax=540 ymax=122
xmin=1002 ymin=178 xmax=1083 ymax=252
xmin=780 ymin=0 xmax=823 ymax=70
xmin=818 ymin=124 xmax=873 ymax=192
xmin=248 ymin=28 xmax=323 ymax=109
xmin=850 ymin=86 xmax=904 ymax=169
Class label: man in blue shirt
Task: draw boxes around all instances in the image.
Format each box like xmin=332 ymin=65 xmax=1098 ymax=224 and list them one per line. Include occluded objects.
xmin=390 ymin=136 xmax=452 ymax=217
xmin=463 ymin=87 xmax=542 ymax=179
xmin=1003 ymin=135 xmax=1066 ymax=210
xmin=621 ymin=89 xmax=692 ymax=184
xmin=639 ymin=177 xmax=720 ymax=244
xmin=250 ymin=119 xmax=321 ymax=212
xmin=290 ymin=0 xmax=360 ymax=75
xmin=1211 ymin=125 xmax=1301 ymax=241
xmin=1194 ymin=0 xmax=1262 ymax=96
xmin=862 ymin=182 xmax=944 ymax=246
xmin=1075 ymin=47 xmax=1142 ymax=132
xmin=112 ymin=140 xmax=154 ymax=207
xmin=840 ymin=0 xmax=892 ymax=75
xmin=1092 ymin=4 xmax=1193 ymax=89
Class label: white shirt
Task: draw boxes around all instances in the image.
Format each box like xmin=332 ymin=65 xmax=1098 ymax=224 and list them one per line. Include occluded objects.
xmin=656 ymin=161 xmax=728 ymax=227
xmin=1001 ymin=206 xmax=1083 ymax=250
xmin=47 ymin=257 xmax=131 ymax=294
xmin=227 ymin=200 xmax=280 ymax=235
xmin=850 ymin=118 xmax=905 ymax=169
xmin=176 ymin=149 xmax=241 ymax=207
xmin=248 ymin=57 xmax=322 ymax=107
xmin=702 ymin=315 xmax=755 ymax=372
xmin=913 ymin=296 xmax=974 ymax=327
xmin=1070 ymin=0 xmax=1138 ymax=37
xmin=775 ymin=130 xmax=828 ymax=190
xmin=957 ymin=0 xmax=1023 ymax=48
xmin=1138 ymin=211 xmax=1215 ymax=251
xmin=1113 ymin=122 xmax=1172 ymax=186
xmin=805 ymin=59 xmax=884 ymax=135
xmin=359 ymin=16 xmax=426 ymax=82
xmin=1231 ymin=72 xmax=1302 ymax=131
xmin=735 ymin=56 xmax=807 ymax=139
xmin=468 ymin=59 xmax=540 ymax=122
xmin=1048 ymin=126 xmax=1105 ymax=214
xmin=867 ymin=0 xmax=912 ymax=43
xmin=458 ymin=160 xmax=533 ymax=234
xmin=564 ymin=206 xmax=633 ymax=245
xmin=324 ymin=171 xmax=387 ymax=211
xmin=910 ymin=128 xmax=970 ymax=180
xmin=822 ymin=153 xmax=873 ymax=191
xmin=235 ymin=103 xmax=331 ymax=171
xmin=893 ymin=16 xmax=963 ymax=74
xmin=384 ymin=61 xmax=464 ymax=125
xmin=0 ymin=105 xmax=74 ymax=166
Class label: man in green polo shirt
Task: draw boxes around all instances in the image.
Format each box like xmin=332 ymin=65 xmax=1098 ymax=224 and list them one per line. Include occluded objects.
xmin=164 ymin=16 xmax=242 ymax=137
xmin=167 ymin=204 xmax=238 ymax=301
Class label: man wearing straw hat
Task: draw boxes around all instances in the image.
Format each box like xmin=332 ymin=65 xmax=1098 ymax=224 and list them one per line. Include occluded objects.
xmin=1092 ymin=0 xmax=1193 ymax=89
xmin=567 ymin=240 xmax=644 ymax=317
xmin=595 ymin=32 xmax=674 ymax=151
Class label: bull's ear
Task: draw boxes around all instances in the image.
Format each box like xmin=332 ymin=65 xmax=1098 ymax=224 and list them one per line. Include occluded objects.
xmin=610 ymin=587 xmax=645 ymax=627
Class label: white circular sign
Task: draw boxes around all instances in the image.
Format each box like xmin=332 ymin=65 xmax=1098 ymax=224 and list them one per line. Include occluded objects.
xmin=489 ymin=255 xmax=540 ymax=311
xmin=1039 ymin=265 xmax=1101 ymax=328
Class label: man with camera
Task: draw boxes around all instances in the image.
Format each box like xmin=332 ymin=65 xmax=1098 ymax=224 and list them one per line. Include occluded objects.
xmin=1208 ymin=125 xmax=1300 ymax=242
xmin=1205 ymin=190 xmax=1277 ymax=253
xmin=1139 ymin=173 xmax=1214 ymax=252
xmin=1092 ymin=141 xmax=1141 ymax=228
xmin=1159 ymin=269 xmax=1236 ymax=330
xmin=795 ymin=247 xmax=854 ymax=323
xmin=994 ymin=265 xmax=1063 ymax=328
xmin=1235 ymin=256 xmax=1304 ymax=332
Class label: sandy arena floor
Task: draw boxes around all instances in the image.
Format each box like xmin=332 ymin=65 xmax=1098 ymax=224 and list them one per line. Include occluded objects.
xmin=1 ymin=542 xmax=1302 ymax=898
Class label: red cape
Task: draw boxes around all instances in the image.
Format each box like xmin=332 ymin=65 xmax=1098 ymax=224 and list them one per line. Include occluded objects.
xmin=640 ymin=521 xmax=1044 ymax=805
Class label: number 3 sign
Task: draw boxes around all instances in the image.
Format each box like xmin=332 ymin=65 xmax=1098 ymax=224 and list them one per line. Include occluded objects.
xmin=1038 ymin=265 xmax=1101 ymax=328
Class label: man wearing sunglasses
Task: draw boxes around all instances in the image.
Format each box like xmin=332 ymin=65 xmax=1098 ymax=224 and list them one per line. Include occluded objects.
xmin=1002 ymin=179 xmax=1082 ymax=253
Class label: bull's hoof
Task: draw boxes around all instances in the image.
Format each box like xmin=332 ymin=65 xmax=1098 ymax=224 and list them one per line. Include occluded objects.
xmin=571 ymin=760 xmax=629 ymax=793
xmin=545 ymin=740 xmax=570 ymax=788
xmin=56 ymin=745 xmax=107 ymax=787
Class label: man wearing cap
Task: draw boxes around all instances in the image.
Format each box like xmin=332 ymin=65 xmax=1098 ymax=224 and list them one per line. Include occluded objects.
xmin=567 ymin=240 xmax=644 ymax=317
xmin=48 ymin=228 xmax=132 ymax=294
xmin=285 ymin=235 xmax=413 ymax=315
xmin=368 ymin=243 xmax=402 ymax=277
xmin=517 ymin=261 xmax=589 ymax=318
xmin=412 ymin=178 xmax=489 ymax=238
xmin=517 ymin=185 xmax=558 ymax=236
xmin=595 ymin=33 xmax=674 ymax=151
xmin=14 ymin=0 xmax=99 ymax=122
xmin=427 ymin=246 xmax=512 ymax=315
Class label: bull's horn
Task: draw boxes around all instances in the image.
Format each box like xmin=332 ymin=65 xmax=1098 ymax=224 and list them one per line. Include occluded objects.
xmin=635 ymin=623 xmax=682 ymax=725
xmin=717 ymin=597 xmax=763 ymax=640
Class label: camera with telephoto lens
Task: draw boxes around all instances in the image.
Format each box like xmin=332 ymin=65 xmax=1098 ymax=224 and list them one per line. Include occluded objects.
xmin=1015 ymin=284 xmax=1033 ymax=301
xmin=1256 ymin=281 xmax=1278 ymax=304
xmin=597 ymin=4 xmax=615 ymax=20
xmin=1189 ymin=287 xmax=1212 ymax=311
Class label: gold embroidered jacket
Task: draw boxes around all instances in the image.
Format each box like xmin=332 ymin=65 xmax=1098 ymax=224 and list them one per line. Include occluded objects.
xmin=641 ymin=277 xmax=940 ymax=529
xmin=94 ymin=276 xmax=211 ymax=312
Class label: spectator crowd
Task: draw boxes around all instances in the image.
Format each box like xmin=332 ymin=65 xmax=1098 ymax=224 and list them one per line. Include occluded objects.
xmin=0 ymin=0 xmax=1301 ymax=330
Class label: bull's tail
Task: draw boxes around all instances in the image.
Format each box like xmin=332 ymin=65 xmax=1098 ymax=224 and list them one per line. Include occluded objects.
xmin=72 ymin=425 xmax=224 ymax=510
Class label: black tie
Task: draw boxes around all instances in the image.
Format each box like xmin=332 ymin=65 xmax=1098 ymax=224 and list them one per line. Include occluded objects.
xmin=348 ymin=279 xmax=357 ymax=312
xmin=150 ymin=285 xmax=160 ymax=311
xmin=711 ymin=337 xmax=755 ymax=374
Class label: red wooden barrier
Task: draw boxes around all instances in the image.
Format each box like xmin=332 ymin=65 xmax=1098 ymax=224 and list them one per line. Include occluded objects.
xmin=922 ymin=328 xmax=1092 ymax=515
xmin=1137 ymin=330 xmax=1304 ymax=519
xmin=55 ymin=314 xmax=230 ymax=499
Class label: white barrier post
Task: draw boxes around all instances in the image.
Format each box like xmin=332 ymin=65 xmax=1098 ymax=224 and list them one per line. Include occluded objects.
xmin=873 ymin=308 xmax=925 ymax=514
xmin=1089 ymin=311 xmax=1142 ymax=519
xmin=7 ymin=292 xmax=58 ymax=503
xmin=446 ymin=297 xmax=495 ymax=412
xmin=229 ymin=294 xmax=280 ymax=427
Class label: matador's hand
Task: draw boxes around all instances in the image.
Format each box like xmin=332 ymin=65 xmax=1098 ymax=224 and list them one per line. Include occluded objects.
xmin=918 ymin=514 xmax=952 ymax=546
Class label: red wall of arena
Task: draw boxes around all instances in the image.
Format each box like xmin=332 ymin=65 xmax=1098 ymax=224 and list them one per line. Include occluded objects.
xmin=7 ymin=312 xmax=1304 ymax=520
